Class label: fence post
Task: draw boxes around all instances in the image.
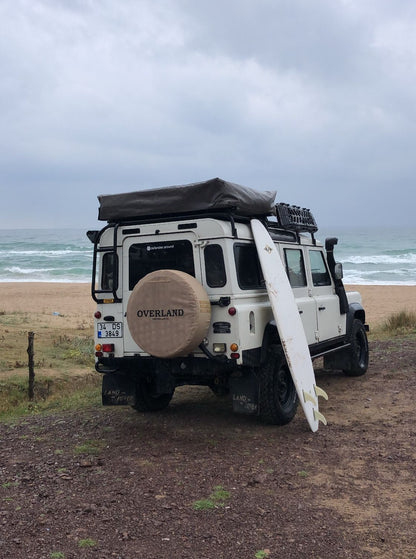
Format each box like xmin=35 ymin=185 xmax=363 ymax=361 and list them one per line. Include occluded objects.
xmin=27 ymin=331 xmax=35 ymax=401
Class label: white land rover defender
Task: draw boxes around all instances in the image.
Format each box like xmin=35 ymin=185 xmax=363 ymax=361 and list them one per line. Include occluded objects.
xmin=87 ymin=178 xmax=369 ymax=426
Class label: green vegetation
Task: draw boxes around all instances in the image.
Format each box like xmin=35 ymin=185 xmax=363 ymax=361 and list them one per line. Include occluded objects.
xmin=50 ymin=335 xmax=94 ymax=367
xmin=0 ymin=308 xmax=94 ymax=374
xmin=74 ymin=439 xmax=106 ymax=456
xmin=0 ymin=373 xmax=101 ymax=421
xmin=0 ymin=311 xmax=30 ymax=327
xmin=0 ymin=306 xmax=100 ymax=421
xmin=50 ymin=552 xmax=65 ymax=559
xmin=368 ymin=310 xmax=416 ymax=341
xmin=255 ymin=550 xmax=270 ymax=559
xmin=297 ymin=470 xmax=309 ymax=478
xmin=2 ymin=481 xmax=19 ymax=489
xmin=193 ymin=485 xmax=231 ymax=510
xmin=78 ymin=539 xmax=97 ymax=548
xmin=381 ymin=311 xmax=416 ymax=334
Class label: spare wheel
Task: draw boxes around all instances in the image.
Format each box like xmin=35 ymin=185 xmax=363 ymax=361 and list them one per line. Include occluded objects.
xmin=126 ymin=269 xmax=211 ymax=358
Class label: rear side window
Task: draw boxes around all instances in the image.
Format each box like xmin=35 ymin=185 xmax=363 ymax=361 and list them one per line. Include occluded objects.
xmin=204 ymin=244 xmax=226 ymax=288
xmin=129 ymin=240 xmax=195 ymax=290
xmin=234 ymin=244 xmax=264 ymax=290
xmin=309 ymin=250 xmax=331 ymax=286
xmin=102 ymin=252 xmax=118 ymax=291
xmin=284 ymin=248 xmax=307 ymax=287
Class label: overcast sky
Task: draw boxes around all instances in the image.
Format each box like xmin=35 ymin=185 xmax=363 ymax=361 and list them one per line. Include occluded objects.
xmin=1 ymin=0 xmax=415 ymax=230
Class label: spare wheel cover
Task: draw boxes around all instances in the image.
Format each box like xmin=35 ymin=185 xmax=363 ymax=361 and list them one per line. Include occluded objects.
xmin=126 ymin=269 xmax=211 ymax=358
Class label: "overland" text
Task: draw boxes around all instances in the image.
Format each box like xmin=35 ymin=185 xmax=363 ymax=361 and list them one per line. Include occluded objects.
xmin=136 ymin=309 xmax=184 ymax=318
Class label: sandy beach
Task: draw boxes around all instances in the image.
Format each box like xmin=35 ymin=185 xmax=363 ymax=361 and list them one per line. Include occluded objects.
xmin=0 ymin=282 xmax=415 ymax=328
xmin=346 ymin=284 xmax=416 ymax=326
xmin=0 ymin=283 xmax=96 ymax=330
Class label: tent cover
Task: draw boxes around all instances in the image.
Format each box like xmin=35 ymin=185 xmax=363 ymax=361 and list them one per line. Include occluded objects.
xmin=98 ymin=177 xmax=276 ymax=222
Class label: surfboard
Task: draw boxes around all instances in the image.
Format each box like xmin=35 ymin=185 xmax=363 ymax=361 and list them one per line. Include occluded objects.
xmin=251 ymin=219 xmax=328 ymax=432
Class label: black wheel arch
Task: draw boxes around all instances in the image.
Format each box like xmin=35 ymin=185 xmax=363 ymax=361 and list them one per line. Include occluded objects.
xmin=346 ymin=302 xmax=367 ymax=335
xmin=260 ymin=321 xmax=280 ymax=365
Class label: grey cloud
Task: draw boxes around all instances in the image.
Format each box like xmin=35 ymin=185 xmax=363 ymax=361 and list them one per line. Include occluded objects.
xmin=0 ymin=0 xmax=415 ymax=229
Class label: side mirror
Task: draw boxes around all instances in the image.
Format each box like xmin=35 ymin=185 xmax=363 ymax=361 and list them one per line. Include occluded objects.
xmin=334 ymin=262 xmax=343 ymax=280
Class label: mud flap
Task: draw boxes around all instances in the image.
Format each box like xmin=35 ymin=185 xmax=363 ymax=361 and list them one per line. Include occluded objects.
xmin=324 ymin=347 xmax=350 ymax=371
xmin=230 ymin=373 xmax=259 ymax=415
xmin=102 ymin=373 xmax=135 ymax=406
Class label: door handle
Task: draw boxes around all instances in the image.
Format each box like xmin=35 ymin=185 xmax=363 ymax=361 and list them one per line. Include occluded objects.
xmin=318 ymin=306 xmax=326 ymax=311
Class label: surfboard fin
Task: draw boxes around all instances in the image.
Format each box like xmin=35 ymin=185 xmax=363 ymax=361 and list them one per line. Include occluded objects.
xmin=313 ymin=409 xmax=327 ymax=426
xmin=302 ymin=390 xmax=317 ymax=407
xmin=314 ymin=385 xmax=328 ymax=400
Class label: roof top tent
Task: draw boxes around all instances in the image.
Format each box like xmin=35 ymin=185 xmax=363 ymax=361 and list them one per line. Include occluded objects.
xmin=88 ymin=178 xmax=320 ymax=302
xmin=96 ymin=177 xmax=318 ymax=235
xmin=97 ymin=177 xmax=277 ymax=222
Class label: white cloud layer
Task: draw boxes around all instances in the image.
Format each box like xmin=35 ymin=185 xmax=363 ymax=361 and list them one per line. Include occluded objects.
xmin=1 ymin=0 xmax=415 ymax=228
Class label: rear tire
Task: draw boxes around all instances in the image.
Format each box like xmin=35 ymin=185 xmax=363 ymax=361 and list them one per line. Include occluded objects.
xmin=133 ymin=376 xmax=174 ymax=412
xmin=258 ymin=345 xmax=298 ymax=425
xmin=343 ymin=319 xmax=369 ymax=377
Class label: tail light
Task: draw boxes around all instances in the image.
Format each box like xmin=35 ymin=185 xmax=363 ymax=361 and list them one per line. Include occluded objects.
xmin=95 ymin=343 xmax=114 ymax=357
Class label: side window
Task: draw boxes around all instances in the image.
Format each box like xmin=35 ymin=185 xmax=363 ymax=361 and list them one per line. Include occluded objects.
xmin=102 ymin=252 xmax=118 ymax=291
xmin=234 ymin=244 xmax=264 ymax=290
xmin=284 ymin=249 xmax=307 ymax=287
xmin=204 ymin=244 xmax=226 ymax=288
xmin=309 ymin=250 xmax=331 ymax=287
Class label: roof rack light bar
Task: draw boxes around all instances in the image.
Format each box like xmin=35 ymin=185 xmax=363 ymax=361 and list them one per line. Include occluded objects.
xmin=275 ymin=203 xmax=318 ymax=233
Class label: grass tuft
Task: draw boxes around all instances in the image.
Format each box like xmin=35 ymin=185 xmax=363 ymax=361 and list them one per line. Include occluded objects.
xmin=74 ymin=439 xmax=106 ymax=456
xmin=78 ymin=538 xmax=97 ymax=548
xmin=193 ymin=485 xmax=231 ymax=510
xmin=381 ymin=310 xmax=416 ymax=333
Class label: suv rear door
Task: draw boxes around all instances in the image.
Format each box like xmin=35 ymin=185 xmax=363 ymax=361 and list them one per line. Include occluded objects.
xmin=122 ymin=232 xmax=202 ymax=353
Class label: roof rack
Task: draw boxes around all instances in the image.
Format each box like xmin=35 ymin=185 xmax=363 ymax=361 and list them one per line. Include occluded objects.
xmin=275 ymin=203 xmax=318 ymax=233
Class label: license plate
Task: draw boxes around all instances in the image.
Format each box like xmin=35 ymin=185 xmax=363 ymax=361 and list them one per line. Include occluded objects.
xmin=97 ymin=322 xmax=123 ymax=338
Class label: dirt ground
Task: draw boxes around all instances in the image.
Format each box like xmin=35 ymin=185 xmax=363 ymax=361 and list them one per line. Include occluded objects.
xmin=1 ymin=336 xmax=416 ymax=559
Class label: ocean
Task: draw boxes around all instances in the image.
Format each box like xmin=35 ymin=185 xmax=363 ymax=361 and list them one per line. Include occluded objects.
xmin=0 ymin=227 xmax=415 ymax=285
xmin=0 ymin=229 xmax=93 ymax=283
xmin=319 ymin=227 xmax=416 ymax=285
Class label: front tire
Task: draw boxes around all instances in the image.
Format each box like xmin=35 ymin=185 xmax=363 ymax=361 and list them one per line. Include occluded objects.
xmin=258 ymin=345 xmax=299 ymax=425
xmin=133 ymin=376 xmax=174 ymax=412
xmin=343 ymin=319 xmax=369 ymax=377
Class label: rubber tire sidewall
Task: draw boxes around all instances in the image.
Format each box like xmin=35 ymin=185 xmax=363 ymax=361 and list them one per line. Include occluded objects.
xmin=258 ymin=345 xmax=299 ymax=425
xmin=344 ymin=319 xmax=369 ymax=377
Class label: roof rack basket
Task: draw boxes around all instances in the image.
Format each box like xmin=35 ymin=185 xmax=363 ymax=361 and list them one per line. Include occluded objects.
xmin=274 ymin=203 xmax=318 ymax=243
xmin=275 ymin=203 xmax=318 ymax=232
